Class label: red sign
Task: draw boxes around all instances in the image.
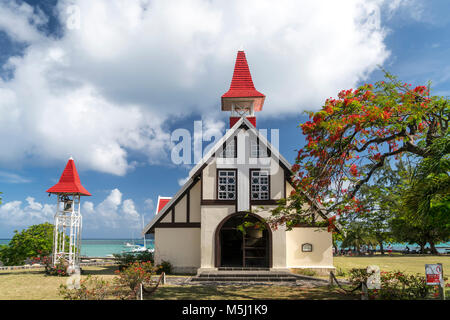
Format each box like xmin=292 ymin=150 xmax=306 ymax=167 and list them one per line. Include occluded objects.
xmin=425 ymin=264 xmax=443 ymax=286
xmin=426 ymin=274 xmax=440 ymax=284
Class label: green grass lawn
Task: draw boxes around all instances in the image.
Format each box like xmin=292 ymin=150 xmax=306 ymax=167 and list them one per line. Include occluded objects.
xmin=0 ymin=255 xmax=448 ymax=300
xmin=0 ymin=265 xmax=354 ymax=300
xmin=333 ymin=254 xmax=450 ymax=279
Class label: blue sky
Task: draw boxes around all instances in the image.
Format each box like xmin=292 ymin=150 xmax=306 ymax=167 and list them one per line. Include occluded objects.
xmin=0 ymin=0 xmax=449 ymax=238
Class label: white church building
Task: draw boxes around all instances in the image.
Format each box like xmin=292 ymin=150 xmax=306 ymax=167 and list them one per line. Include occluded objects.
xmin=142 ymin=51 xmax=334 ymax=275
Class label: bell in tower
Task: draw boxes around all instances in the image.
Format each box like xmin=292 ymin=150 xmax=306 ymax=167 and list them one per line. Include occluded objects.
xmin=46 ymin=157 xmax=91 ymax=274
xmin=221 ymin=50 xmax=265 ymax=128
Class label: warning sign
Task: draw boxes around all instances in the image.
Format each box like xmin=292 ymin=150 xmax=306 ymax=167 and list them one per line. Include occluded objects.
xmin=425 ymin=264 xmax=443 ymax=286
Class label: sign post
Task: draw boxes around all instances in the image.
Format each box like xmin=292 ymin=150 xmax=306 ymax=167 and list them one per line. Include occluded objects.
xmin=425 ymin=263 xmax=445 ymax=300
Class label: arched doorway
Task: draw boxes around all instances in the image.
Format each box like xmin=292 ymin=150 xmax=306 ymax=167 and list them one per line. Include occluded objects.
xmin=215 ymin=212 xmax=272 ymax=268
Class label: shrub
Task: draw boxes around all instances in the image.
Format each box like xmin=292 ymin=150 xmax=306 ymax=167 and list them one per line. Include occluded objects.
xmin=113 ymin=251 xmax=154 ymax=270
xmin=43 ymin=257 xmax=69 ymax=276
xmin=348 ymin=268 xmax=433 ymax=300
xmin=0 ymin=223 xmax=57 ymax=266
xmin=60 ymin=261 xmax=159 ymax=300
xmin=335 ymin=267 xmax=346 ymax=277
xmin=156 ymin=260 xmax=173 ymax=275
xmin=113 ymin=261 xmax=158 ymax=299
xmin=59 ymin=275 xmax=111 ymax=300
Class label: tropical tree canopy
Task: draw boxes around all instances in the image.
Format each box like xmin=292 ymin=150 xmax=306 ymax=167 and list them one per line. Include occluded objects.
xmin=269 ymin=72 xmax=449 ymax=230
xmin=0 ymin=223 xmax=54 ymax=266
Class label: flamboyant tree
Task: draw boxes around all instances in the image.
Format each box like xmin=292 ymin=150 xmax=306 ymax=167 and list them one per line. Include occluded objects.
xmin=269 ymin=72 xmax=449 ymax=231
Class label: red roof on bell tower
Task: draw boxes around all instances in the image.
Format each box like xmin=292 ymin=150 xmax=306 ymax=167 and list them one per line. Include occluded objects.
xmin=222 ymin=51 xmax=265 ymax=99
xmin=46 ymin=158 xmax=91 ymax=196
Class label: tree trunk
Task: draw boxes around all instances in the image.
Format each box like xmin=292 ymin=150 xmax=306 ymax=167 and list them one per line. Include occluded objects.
xmin=419 ymin=243 xmax=425 ymax=254
xmin=379 ymin=242 xmax=384 ymax=255
xmin=429 ymin=241 xmax=438 ymax=255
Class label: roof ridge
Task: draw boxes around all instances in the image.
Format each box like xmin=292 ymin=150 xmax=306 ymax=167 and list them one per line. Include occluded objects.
xmin=46 ymin=159 xmax=91 ymax=196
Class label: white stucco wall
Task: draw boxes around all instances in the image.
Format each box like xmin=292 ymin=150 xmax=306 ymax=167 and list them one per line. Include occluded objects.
xmin=174 ymin=194 xmax=187 ymax=222
xmin=190 ymin=180 xmax=201 ymax=222
xmin=154 ymin=228 xmax=201 ymax=273
xmin=285 ymin=227 xmax=333 ymax=268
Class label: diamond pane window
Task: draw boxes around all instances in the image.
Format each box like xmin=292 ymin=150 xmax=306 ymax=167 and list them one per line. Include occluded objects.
xmin=250 ymin=138 xmax=267 ymax=158
xmin=250 ymin=170 xmax=269 ymax=200
xmin=218 ymin=170 xmax=236 ymax=200
xmin=221 ymin=138 xmax=236 ymax=158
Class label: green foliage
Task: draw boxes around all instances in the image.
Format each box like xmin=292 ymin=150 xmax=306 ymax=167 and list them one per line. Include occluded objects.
xmin=113 ymin=251 xmax=154 ymax=270
xmin=271 ymin=72 xmax=449 ymax=230
xmin=335 ymin=267 xmax=346 ymax=277
xmin=0 ymin=223 xmax=55 ymax=266
xmin=45 ymin=257 xmax=69 ymax=276
xmin=340 ymin=221 xmax=377 ymax=253
xmin=348 ymin=268 xmax=432 ymax=300
xmin=60 ymin=261 xmax=159 ymax=300
xmin=156 ymin=260 xmax=173 ymax=275
xmin=59 ymin=275 xmax=111 ymax=300
xmin=389 ymin=139 xmax=450 ymax=252
xmin=294 ymin=268 xmax=317 ymax=277
xmin=403 ymin=131 xmax=450 ymax=223
xmin=113 ymin=261 xmax=157 ymax=299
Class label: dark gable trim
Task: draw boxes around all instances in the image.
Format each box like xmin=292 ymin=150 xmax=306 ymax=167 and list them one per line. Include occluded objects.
xmin=155 ymin=222 xmax=201 ymax=228
xmin=201 ymin=200 xmax=237 ymax=205
xmin=186 ymin=188 xmax=190 ymax=223
xmin=292 ymin=223 xmax=325 ymax=228
xmin=250 ymin=200 xmax=278 ymax=206
xmin=150 ymin=176 xmax=201 ymax=232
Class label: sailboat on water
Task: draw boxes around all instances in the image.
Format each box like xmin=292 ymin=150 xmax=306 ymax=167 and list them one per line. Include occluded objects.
xmin=129 ymin=215 xmax=154 ymax=253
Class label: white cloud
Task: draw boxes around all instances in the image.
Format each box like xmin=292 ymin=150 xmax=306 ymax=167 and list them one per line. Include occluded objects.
xmin=0 ymin=0 xmax=409 ymax=175
xmin=0 ymin=189 xmax=142 ymax=236
xmin=0 ymin=197 xmax=55 ymax=227
xmin=81 ymin=188 xmax=142 ymax=232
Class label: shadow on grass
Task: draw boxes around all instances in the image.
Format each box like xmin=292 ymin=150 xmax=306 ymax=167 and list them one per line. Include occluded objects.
xmin=81 ymin=265 xmax=118 ymax=276
xmin=0 ymin=269 xmax=46 ymax=276
xmin=146 ymin=285 xmax=358 ymax=300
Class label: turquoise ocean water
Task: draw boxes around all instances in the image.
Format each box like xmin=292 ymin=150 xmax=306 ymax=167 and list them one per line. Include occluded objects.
xmin=0 ymin=238 xmax=155 ymax=257
xmin=0 ymin=239 xmax=448 ymax=257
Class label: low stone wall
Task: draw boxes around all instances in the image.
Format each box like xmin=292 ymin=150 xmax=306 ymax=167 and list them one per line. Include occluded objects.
xmin=290 ymin=266 xmax=335 ymax=276
xmin=0 ymin=261 xmax=118 ymax=271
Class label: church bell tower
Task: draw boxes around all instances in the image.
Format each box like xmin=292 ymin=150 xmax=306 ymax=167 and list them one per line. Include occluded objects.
xmin=221 ymin=50 xmax=265 ymax=128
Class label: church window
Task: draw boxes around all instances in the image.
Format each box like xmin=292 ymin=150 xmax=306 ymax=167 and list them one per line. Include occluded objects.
xmin=220 ymin=137 xmax=237 ymax=158
xmin=217 ymin=170 xmax=236 ymax=200
xmin=250 ymin=170 xmax=269 ymax=200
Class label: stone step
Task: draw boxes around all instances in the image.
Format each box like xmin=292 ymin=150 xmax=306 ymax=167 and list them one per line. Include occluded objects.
xmin=192 ymin=270 xmax=298 ymax=282
xmin=218 ymin=267 xmax=270 ymax=271
xmin=191 ymin=276 xmax=297 ymax=282
xmin=197 ymin=272 xmax=294 ymax=278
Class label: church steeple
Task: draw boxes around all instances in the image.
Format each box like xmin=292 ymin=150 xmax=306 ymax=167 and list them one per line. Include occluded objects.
xmin=221 ymin=50 xmax=265 ymax=128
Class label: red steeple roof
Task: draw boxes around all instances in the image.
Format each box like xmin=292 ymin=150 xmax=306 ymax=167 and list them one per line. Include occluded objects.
xmin=156 ymin=197 xmax=171 ymax=213
xmin=222 ymin=51 xmax=265 ymax=99
xmin=46 ymin=158 xmax=91 ymax=196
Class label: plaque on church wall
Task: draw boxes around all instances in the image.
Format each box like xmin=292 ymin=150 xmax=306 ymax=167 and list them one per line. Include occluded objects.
xmin=302 ymin=243 xmax=313 ymax=252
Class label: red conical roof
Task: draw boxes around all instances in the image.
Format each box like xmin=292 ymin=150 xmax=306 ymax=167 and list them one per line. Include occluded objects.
xmin=222 ymin=51 xmax=265 ymax=99
xmin=46 ymin=158 xmax=91 ymax=196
